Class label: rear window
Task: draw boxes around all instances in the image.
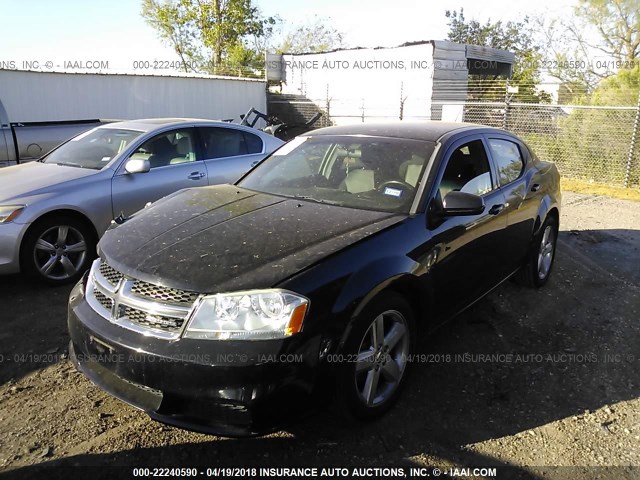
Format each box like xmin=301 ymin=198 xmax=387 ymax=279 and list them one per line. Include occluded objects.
xmin=488 ymin=139 xmax=525 ymax=186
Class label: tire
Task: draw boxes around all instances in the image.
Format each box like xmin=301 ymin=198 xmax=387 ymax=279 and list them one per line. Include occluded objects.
xmin=516 ymin=215 xmax=558 ymax=288
xmin=21 ymin=215 xmax=95 ymax=286
xmin=335 ymin=292 xmax=415 ymax=419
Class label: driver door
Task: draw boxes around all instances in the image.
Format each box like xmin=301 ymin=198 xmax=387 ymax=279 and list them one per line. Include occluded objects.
xmin=111 ymin=128 xmax=207 ymax=218
xmin=426 ymin=136 xmax=510 ymax=318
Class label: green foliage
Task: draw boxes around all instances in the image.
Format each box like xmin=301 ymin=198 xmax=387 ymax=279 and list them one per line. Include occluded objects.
xmin=445 ymin=8 xmax=547 ymax=102
xmin=519 ymin=105 xmax=639 ymax=186
xmin=141 ymin=0 xmax=276 ymax=74
xmin=277 ymin=17 xmax=344 ymax=54
xmin=592 ymin=65 xmax=640 ymax=105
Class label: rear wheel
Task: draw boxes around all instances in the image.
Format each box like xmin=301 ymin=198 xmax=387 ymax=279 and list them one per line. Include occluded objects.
xmin=336 ymin=292 xmax=415 ymax=419
xmin=516 ymin=215 xmax=558 ymax=288
xmin=21 ymin=216 xmax=95 ymax=285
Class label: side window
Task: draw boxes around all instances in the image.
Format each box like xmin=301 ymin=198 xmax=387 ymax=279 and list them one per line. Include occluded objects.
xmin=488 ymin=139 xmax=525 ymax=186
xmin=439 ymin=140 xmax=493 ymax=198
xmin=200 ymin=127 xmax=260 ymax=159
xmin=243 ymin=132 xmax=263 ymax=154
xmin=131 ymin=129 xmax=197 ymax=169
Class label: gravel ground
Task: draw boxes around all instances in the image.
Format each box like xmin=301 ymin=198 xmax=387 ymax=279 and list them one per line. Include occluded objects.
xmin=0 ymin=191 xmax=638 ymax=479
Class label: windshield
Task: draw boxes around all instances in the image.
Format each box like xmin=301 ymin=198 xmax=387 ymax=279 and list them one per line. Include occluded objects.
xmin=239 ymin=135 xmax=435 ymax=213
xmin=43 ymin=127 xmax=144 ymax=169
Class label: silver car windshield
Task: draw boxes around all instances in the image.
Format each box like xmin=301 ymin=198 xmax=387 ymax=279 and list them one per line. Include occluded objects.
xmin=239 ymin=135 xmax=435 ymax=213
xmin=42 ymin=128 xmax=144 ymax=170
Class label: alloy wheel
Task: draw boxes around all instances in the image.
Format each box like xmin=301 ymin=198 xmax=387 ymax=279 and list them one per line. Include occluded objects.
xmin=355 ymin=310 xmax=410 ymax=407
xmin=33 ymin=225 xmax=87 ymax=281
xmin=537 ymin=225 xmax=555 ymax=280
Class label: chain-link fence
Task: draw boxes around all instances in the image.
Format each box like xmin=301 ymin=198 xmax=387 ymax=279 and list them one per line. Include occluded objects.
xmin=462 ymin=102 xmax=640 ymax=188
xmin=272 ymin=81 xmax=640 ymax=188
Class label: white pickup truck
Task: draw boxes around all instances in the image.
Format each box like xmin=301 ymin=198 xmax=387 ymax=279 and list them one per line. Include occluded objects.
xmin=0 ymin=99 xmax=109 ymax=167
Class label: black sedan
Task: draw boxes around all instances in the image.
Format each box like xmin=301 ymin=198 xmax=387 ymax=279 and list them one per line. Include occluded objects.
xmin=67 ymin=122 xmax=561 ymax=436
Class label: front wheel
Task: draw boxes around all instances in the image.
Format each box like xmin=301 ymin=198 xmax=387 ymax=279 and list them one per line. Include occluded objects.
xmin=516 ymin=215 xmax=558 ymax=288
xmin=336 ymin=292 xmax=415 ymax=419
xmin=21 ymin=216 xmax=95 ymax=286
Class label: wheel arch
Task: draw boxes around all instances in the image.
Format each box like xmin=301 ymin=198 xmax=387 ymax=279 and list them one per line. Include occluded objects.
xmin=19 ymin=208 xmax=99 ymax=265
xmin=337 ymin=273 xmax=431 ymax=351
xmin=533 ymin=194 xmax=560 ymax=237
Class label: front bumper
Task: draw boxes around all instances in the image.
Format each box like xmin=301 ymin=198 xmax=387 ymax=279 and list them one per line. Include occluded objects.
xmin=0 ymin=221 xmax=27 ymax=274
xmin=67 ymin=281 xmax=321 ymax=437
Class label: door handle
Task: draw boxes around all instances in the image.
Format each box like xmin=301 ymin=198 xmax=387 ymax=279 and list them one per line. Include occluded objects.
xmin=489 ymin=204 xmax=505 ymax=215
xmin=188 ymin=172 xmax=206 ymax=180
xmin=531 ymin=183 xmax=541 ymax=192
xmin=251 ymin=160 xmax=260 ymax=167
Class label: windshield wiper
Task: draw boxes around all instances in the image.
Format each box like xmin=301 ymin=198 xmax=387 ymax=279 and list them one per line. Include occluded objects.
xmin=55 ymin=162 xmax=90 ymax=168
xmin=291 ymin=195 xmax=341 ymax=206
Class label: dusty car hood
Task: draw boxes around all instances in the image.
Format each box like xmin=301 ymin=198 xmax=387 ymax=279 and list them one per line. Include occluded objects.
xmin=99 ymin=184 xmax=404 ymax=293
xmin=0 ymin=162 xmax=98 ymax=203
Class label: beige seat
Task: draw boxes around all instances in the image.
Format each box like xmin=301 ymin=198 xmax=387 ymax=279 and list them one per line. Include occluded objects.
xmin=169 ymin=137 xmax=194 ymax=164
xmin=398 ymin=155 xmax=425 ymax=187
xmin=343 ymin=169 xmax=375 ymax=193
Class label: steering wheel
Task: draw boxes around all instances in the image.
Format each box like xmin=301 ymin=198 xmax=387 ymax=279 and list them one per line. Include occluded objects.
xmin=377 ymin=180 xmax=416 ymax=196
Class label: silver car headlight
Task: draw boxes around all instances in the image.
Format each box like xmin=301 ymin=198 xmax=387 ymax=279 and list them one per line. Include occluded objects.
xmin=0 ymin=205 xmax=25 ymax=223
xmin=184 ymin=289 xmax=309 ymax=340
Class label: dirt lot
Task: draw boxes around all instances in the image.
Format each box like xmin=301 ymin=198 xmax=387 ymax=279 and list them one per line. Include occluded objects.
xmin=0 ymin=191 xmax=638 ymax=479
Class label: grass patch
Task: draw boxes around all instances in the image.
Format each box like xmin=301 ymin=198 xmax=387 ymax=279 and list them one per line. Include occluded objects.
xmin=561 ymin=178 xmax=640 ymax=202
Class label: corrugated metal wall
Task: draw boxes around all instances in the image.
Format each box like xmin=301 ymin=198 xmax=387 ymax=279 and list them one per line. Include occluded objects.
xmin=281 ymin=43 xmax=435 ymax=125
xmin=0 ymin=70 xmax=266 ymax=123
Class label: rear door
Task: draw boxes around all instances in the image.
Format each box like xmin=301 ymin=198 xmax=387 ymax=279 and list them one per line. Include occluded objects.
xmin=111 ymin=127 xmax=207 ymax=218
xmin=198 ymin=126 xmax=266 ymax=185
xmin=484 ymin=134 xmax=538 ymax=270
xmin=425 ymin=135 xmax=510 ymax=318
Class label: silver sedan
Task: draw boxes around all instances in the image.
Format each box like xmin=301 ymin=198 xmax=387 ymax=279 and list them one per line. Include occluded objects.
xmin=0 ymin=118 xmax=284 ymax=285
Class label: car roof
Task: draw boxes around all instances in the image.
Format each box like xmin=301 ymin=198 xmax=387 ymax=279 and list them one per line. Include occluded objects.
xmin=100 ymin=118 xmax=240 ymax=132
xmin=303 ymin=121 xmax=507 ymax=142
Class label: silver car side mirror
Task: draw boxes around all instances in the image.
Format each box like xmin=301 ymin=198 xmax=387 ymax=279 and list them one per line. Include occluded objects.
xmin=125 ymin=158 xmax=150 ymax=174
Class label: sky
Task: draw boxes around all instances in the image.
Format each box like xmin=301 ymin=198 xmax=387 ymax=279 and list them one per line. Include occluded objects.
xmin=0 ymin=0 xmax=576 ymax=74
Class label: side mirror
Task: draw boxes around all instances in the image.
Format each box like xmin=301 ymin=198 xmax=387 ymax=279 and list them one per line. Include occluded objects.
xmin=442 ymin=191 xmax=485 ymax=216
xmin=124 ymin=157 xmax=150 ymax=174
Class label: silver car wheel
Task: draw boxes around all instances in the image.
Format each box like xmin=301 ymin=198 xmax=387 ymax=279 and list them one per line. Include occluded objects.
xmin=33 ymin=225 xmax=87 ymax=281
xmin=355 ymin=310 xmax=410 ymax=407
xmin=537 ymin=225 xmax=555 ymax=280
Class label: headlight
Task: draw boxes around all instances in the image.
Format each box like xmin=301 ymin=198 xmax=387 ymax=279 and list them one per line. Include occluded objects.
xmin=0 ymin=205 xmax=25 ymax=223
xmin=184 ymin=289 xmax=309 ymax=340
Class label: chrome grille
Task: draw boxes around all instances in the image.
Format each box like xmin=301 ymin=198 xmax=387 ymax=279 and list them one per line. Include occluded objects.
xmin=124 ymin=307 xmax=185 ymax=331
xmin=86 ymin=259 xmax=198 ymax=339
xmin=93 ymin=289 xmax=113 ymax=311
xmin=131 ymin=280 xmax=199 ymax=306
xmin=99 ymin=262 xmax=123 ymax=286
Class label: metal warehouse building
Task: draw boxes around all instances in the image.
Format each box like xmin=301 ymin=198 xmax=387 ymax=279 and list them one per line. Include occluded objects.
xmin=268 ymin=40 xmax=514 ymax=125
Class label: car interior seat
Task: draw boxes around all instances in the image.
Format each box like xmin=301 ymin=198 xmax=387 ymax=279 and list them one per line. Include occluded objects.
xmin=342 ymin=169 xmax=375 ymax=193
xmin=169 ymin=137 xmax=194 ymax=164
xmin=147 ymin=136 xmax=176 ymax=168
xmin=440 ymin=150 xmax=469 ymax=197
xmin=398 ymin=154 xmax=425 ymax=187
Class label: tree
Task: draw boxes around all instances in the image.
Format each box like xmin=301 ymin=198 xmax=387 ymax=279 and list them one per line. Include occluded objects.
xmin=592 ymin=64 xmax=640 ymax=105
xmin=277 ymin=17 xmax=344 ymax=54
xmin=575 ymin=0 xmax=640 ymax=65
xmin=142 ymin=0 xmax=276 ymax=74
xmin=445 ymin=9 xmax=548 ymax=102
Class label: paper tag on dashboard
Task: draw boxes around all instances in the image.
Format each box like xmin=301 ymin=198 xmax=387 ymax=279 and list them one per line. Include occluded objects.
xmin=383 ymin=187 xmax=402 ymax=197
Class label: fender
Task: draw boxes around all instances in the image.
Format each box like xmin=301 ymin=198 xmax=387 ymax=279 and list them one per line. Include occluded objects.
xmin=332 ymin=256 xmax=430 ymax=350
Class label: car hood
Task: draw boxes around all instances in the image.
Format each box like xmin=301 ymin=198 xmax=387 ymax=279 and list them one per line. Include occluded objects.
xmin=0 ymin=162 xmax=98 ymax=203
xmin=99 ymin=184 xmax=404 ymax=293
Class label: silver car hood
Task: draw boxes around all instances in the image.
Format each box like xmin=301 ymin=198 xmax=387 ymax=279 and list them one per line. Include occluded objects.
xmin=0 ymin=162 xmax=98 ymax=203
